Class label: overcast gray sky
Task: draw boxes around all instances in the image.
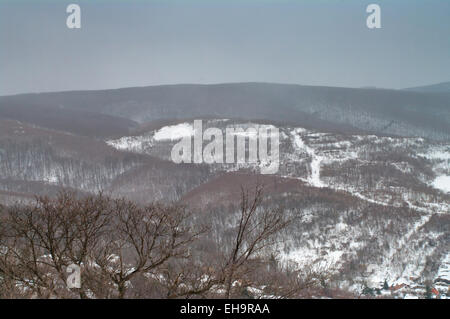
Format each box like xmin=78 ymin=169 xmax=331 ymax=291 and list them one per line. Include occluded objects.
xmin=1 ymin=0 xmax=449 ymax=95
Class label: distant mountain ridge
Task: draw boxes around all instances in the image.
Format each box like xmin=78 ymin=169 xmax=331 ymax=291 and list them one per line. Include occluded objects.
xmin=404 ymin=81 xmax=450 ymax=93
xmin=1 ymin=82 xmax=449 ymax=141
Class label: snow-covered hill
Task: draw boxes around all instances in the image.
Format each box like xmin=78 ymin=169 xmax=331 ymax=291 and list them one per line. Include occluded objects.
xmin=0 ymin=116 xmax=448 ymax=298
xmin=105 ymin=119 xmax=449 ymax=298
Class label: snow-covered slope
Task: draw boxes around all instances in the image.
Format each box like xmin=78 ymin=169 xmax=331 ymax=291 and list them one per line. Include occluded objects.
xmin=105 ymin=119 xmax=449 ymax=298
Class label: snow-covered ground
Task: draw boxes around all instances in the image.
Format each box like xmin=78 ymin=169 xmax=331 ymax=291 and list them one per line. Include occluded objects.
xmin=283 ymin=127 xmax=449 ymax=297
xmin=418 ymin=145 xmax=450 ymax=194
xmin=106 ymin=135 xmax=154 ymax=152
xmin=291 ymin=129 xmax=325 ymax=188
xmin=106 ymin=120 xmax=449 ymax=298
xmin=432 ymin=175 xmax=450 ymax=193
xmin=435 ymin=253 xmax=450 ymax=291
xmin=153 ymin=123 xmax=194 ymax=141
xmin=106 ymin=122 xmax=195 ymax=153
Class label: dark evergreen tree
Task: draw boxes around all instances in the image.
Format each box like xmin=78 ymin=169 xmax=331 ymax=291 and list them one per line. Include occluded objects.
xmin=424 ymin=284 xmax=433 ymax=299
xmin=362 ymin=286 xmax=375 ymax=296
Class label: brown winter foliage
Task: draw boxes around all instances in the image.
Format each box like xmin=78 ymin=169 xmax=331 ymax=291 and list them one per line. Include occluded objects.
xmin=0 ymin=189 xmax=338 ymax=299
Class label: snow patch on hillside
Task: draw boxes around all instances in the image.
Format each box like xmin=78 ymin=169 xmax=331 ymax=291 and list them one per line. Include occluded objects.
xmin=107 ymin=122 xmax=195 ymax=153
xmin=420 ymin=148 xmax=450 ymax=161
xmin=107 ymin=135 xmax=153 ymax=152
xmin=433 ymin=176 xmax=450 ymax=193
xmin=153 ymin=123 xmax=194 ymax=141
xmin=419 ymin=145 xmax=450 ymax=193
xmin=291 ymin=129 xmax=324 ymax=188
xmin=436 ymin=253 xmax=450 ymax=282
xmin=367 ymin=214 xmax=433 ymax=287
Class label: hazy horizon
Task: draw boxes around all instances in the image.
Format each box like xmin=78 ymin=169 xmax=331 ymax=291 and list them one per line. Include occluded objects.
xmin=2 ymin=80 xmax=450 ymax=98
xmin=1 ymin=0 xmax=449 ymax=95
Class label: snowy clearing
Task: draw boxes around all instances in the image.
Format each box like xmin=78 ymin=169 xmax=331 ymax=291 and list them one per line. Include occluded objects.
xmin=432 ymin=175 xmax=450 ymax=193
xmin=153 ymin=123 xmax=194 ymax=141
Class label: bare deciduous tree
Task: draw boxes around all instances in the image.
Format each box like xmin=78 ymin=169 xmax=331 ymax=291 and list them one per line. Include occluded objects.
xmin=0 ymin=189 xmax=338 ymax=299
xmin=220 ymin=185 xmax=291 ymax=298
xmin=0 ymin=192 xmax=205 ymax=298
